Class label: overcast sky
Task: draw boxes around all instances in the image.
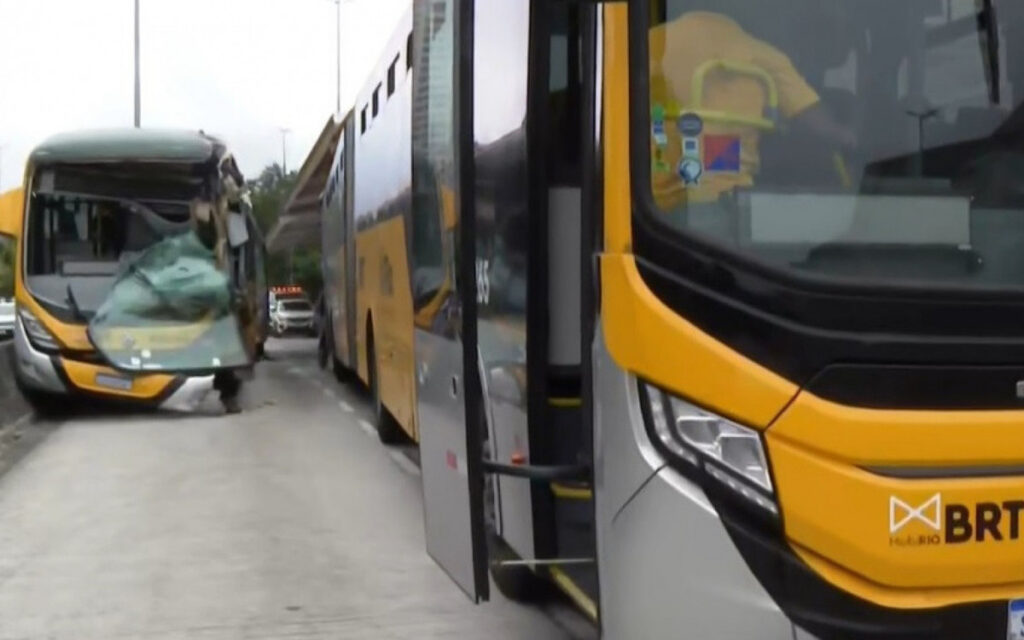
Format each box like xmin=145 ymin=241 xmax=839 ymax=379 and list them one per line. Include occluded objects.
xmin=0 ymin=0 xmax=408 ymax=191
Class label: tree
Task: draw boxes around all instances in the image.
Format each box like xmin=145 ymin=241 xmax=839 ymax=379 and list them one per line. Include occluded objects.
xmin=249 ymin=163 xmax=297 ymax=236
xmin=247 ymin=163 xmax=321 ymax=297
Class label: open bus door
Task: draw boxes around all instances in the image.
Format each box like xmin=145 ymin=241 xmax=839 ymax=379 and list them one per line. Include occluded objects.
xmin=411 ymin=0 xmax=490 ymax=603
xmin=414 ymin=0 xmax=602 ymax=611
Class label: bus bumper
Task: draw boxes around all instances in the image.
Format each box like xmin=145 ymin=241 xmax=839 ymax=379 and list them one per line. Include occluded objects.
xmin=13 ymin=314 xmax=208 ymax=409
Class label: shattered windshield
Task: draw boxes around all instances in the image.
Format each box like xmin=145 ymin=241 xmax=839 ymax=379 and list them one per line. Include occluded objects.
xmin=88 ymin=230 xmax=250 ymax=373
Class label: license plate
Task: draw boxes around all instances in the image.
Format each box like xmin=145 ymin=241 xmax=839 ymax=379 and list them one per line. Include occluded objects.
xmin=1009 ymin=599 xmax=1024 ymax=639
xmin=95 ymin=374 xmax=133 ymax=391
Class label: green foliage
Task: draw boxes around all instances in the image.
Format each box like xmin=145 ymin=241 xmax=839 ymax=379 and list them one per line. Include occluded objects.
xmin=291 ymin=248 xmax=323 ymax=301
xmin=247 ymin=163 xmax=322 ymax=299
xmin=249 ymin=163 xmax=298 ymax=237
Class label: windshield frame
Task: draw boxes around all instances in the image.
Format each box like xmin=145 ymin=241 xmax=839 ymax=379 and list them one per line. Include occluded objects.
xmin=20 ymin=160 xmax=217 ymax=323
xmin=627 ymin=0 xmax=1024 ymax=301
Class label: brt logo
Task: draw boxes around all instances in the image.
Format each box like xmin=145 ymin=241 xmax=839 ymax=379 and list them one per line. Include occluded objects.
xmin=889 ymin=493 xmax=1024 ymax=546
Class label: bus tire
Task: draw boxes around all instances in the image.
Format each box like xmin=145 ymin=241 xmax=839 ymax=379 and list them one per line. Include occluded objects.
xmin=368 ymin=327 xmax=404 ymax=444
xmin=317 ymin=326 xmax=331 ymax=370
xmin=333 ymin=355 xmax=352 ymax=384
xmin=15 ymin=377 xmax=68 ymax=418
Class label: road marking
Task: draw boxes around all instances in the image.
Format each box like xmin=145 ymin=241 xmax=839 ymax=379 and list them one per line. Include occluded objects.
xmin=358 ymin=419 xmax=376 ymax=438
xmin=286 ymin=366 xmax=305 ymax=376
xmin=387 ymin=449 xmax=421 ymax=477
xmin=322 ymin=387 xmax=338 ymax=400
xmin=338 ymin=401 xmax=354 ymax=413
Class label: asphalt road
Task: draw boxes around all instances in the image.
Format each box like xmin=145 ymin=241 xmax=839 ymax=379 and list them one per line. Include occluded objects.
xmin=0 ymin=337 xmax=595 ymax=640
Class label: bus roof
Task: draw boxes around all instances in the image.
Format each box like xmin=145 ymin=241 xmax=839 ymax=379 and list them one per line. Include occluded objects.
xmin=29 ymin=128 xmax=225 ymax=166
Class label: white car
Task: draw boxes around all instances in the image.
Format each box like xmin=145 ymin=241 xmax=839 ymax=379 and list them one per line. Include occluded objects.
xmin=272 ymin=299 xmax=315 ymax=336
xmin=0 ymin=297 xmax=13 ymax=341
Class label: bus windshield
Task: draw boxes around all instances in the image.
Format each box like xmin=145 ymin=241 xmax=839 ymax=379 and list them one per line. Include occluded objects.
xmin=24 ymin=163 xmax=202 ymax=315
xmin=645 ymin=0 xmax=1024 ymax=290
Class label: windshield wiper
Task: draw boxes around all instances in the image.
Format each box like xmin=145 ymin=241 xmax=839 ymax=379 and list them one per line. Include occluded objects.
xmin=66 ymin=283 xmax=86 ymax=323
xmin=980 ymin=0 xmax=1001 ymax=104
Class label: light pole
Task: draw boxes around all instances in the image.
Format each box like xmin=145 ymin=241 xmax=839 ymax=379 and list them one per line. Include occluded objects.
xmin=328 ymin=0 xmax=353 ymax=115
xmin=333 ymin=0 xmax=341 ymax=114
xmin=279 ymin=126 xmax=293 ymax=283
xmin=134 ymin=0 xmax=141 ymax=127
xmin=279 ymin=127 xmax=291 ymax=175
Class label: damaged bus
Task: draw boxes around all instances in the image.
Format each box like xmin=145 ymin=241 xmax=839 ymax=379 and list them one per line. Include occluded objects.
xmin=6 ymin=129 xmax=268 ymax=411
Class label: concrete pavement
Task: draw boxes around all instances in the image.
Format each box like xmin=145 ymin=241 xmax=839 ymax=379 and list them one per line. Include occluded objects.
xmin=0 ymin=338 xmax=594 ymax=640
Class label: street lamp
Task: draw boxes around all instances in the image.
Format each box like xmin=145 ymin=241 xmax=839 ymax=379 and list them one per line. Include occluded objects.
xmin=134 ymin=0 xmax=141 ymax=127
xmin=328 ymin=0 xmax=354 ymax=116
xmin=279 ymin=127 xmax=292 ymax=175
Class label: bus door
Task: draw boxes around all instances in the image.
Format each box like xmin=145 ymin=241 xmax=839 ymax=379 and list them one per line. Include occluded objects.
xmin=410 ymin=0 xmax=489 ymax=602
xmin=343 ymin=120 xmax=358 ymax=371
xmin=416 ymin=0 xmax=600 ymax=612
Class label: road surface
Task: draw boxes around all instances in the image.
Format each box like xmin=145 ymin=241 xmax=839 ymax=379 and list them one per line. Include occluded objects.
xmin=0 ymin=338 xmax=594 ymax=640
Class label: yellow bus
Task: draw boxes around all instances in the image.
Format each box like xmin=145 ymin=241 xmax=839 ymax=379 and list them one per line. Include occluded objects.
xmin=3 ymin=129 xmax=268 ymax=412
xmin=326 ymin=0 xmax=1024 ymax=636
xmin=321 ymin=8 xmax=417 ymax=444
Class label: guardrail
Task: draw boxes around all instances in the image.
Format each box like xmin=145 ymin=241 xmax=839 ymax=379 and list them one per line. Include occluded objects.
xmin=0 ymin=342 xmax=29 ymax=429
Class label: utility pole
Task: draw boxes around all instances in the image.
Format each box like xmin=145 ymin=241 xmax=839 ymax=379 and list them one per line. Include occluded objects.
xmin=328 ymin=0 xmax=352 ymax=115
xmin=334 ymin=0 xmax=341 ymax=114
xmin=279 ymin=128 xmax=291 ymax=175
xmin=134 ymin=0 xmax=141 ymax=128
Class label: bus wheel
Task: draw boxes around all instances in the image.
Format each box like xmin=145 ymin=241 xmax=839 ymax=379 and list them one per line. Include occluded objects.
xmin=15 ymin=377 xmax=68 ymax=418
xmin=368 ymin=330 xmax=403 ymax=444
xmin=332 ymin=354 xmax=352 ymax=384
xmin=317 ymin=329 xmax=330 ymax=370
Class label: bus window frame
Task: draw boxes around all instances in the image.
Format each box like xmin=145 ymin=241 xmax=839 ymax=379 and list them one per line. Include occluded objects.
xmin=625 ymin=0 xmax=1024 ymax=302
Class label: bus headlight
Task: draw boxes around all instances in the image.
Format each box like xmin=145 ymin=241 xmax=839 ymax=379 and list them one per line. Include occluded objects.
xmin=19 ymin=308 xmax=60 ymax=352
xmin=642 ymin=383 xmax=777 ymax=515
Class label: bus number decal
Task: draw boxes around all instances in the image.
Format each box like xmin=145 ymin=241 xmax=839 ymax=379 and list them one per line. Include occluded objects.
xmin=476 ymin=258 xmax=490 ymax=305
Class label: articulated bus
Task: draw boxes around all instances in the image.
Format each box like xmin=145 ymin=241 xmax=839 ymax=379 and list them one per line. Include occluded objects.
xmin=1 ymin=129 xmax=268 ymax=412
xmin=324 ymin=0 xmax=1024 ymax=636
xmin=321 ymin=9 xmax=417 ymax=444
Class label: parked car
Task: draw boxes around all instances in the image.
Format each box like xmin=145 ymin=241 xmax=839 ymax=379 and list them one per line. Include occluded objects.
xmin=0 ymin=297 xmax=13 ymax=340
xmin=271 ymin=298 xmax=316 ymax=336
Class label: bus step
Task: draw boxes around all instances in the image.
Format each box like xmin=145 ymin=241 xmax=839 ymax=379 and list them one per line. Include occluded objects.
xmin=492 ymin=558 xmax=595 ymax=568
